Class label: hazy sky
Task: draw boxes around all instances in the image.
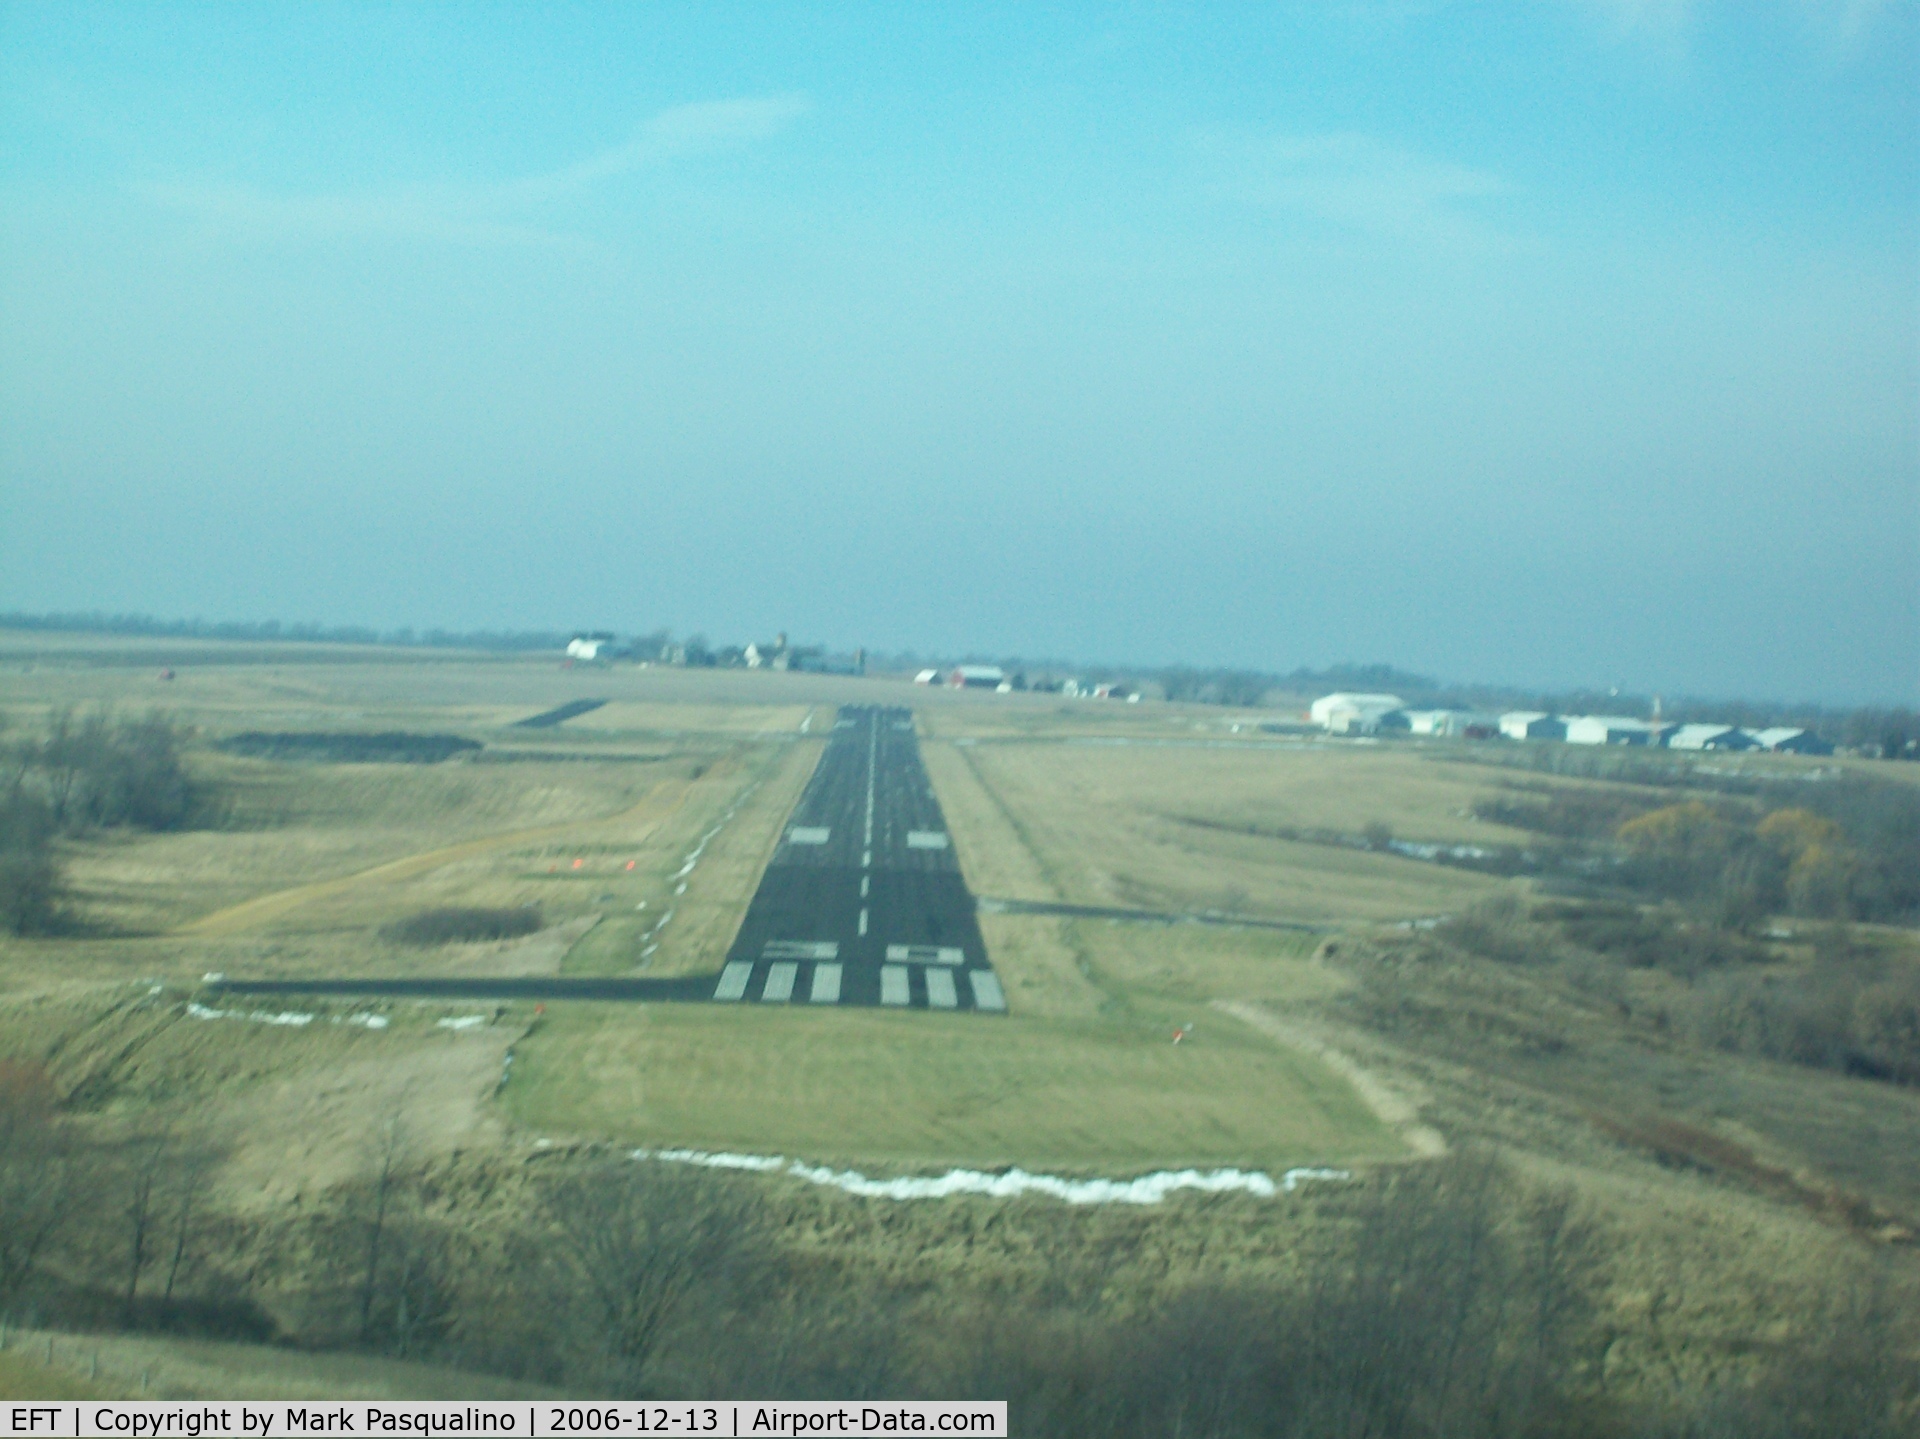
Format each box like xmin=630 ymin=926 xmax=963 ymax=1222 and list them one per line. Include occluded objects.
xmin=3 ymin=4 xmax=1915 ymax=702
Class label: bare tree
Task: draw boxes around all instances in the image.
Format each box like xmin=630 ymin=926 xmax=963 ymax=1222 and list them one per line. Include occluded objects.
xmin=0 ymin=1061 xmax=73 ymax=1313
xmin=160 ymin=1143 xmax=216 ymax=1307
xmin=117 ymin=1131 xmax=174 ymax=1325
xmin=543 ymin=1159 xmax=757 ymax=1396
xmin=358 ymin=1115 xmax=407 ymax=1344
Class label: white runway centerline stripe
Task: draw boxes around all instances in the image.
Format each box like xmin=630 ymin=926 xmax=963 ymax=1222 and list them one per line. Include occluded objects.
xmin=906 ymin=831 xmax=950 ymax=849
xmin=714 ymin=962 xmax=754 ymax=1002
xmin=860 ymin=875 xmax=869 ymax=897
xmin=858 ymin=908 xmax=868 ymax=936
xmin=809 ymin=963 xmax=842 ymax=1004
xmin=925 ymin=969 xmax=957 ymax=1009
xmin=880 ymin=965 xmax=911 ymax=1006
xmin=786 ymin=827 xmax=831 ymax=845
xmin=761 ymin=962 xmax=797 ymax=1002
xmin=968 ymin=970 xmax=1006 ymax=1011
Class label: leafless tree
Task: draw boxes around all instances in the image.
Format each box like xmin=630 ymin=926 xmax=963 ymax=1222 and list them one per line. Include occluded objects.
xmin=0 ymin=1061 xmax=73 ymax=1313
xmin=542 ymin=1159 xmax=757 ymax=1396
xmin=358 ymin=1115 xmax=407 ymax=1344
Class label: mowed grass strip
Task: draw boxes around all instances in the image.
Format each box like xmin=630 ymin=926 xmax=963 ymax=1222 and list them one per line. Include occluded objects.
xmin=503 ymin=1003 xmax=1406 ymax=1172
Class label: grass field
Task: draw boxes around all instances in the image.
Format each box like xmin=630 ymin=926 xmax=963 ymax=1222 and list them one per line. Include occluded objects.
xmin=505 ymin=913 xmax=1395 ymax=1172
xmin=5 ymin=632 xmax=1917 ymax=1407
xmin=1 ymin=633 xmax=1428 ymax=1174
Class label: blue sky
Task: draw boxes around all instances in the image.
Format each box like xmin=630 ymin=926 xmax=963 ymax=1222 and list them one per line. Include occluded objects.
xmin=2 ymin=2 xmax=1915 ymax=702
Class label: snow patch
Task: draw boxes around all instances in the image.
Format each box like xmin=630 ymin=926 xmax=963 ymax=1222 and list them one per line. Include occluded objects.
xmin=186 ymin=1002 xmax=313 ymax=1027
xmin=437 ymin=1015 xmax=490 ymax=1032
xmin=631 ymin=1148 xmax=1350 ymax=1204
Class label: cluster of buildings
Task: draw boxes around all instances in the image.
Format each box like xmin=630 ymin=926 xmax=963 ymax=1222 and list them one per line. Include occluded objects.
xmin=911 ymin=666 xmax=1141 ymax=700
xmin=566 ymin=631 xmax=866 ymax=674
xmin=1308 ymin=693 xmax=1831 ymax=755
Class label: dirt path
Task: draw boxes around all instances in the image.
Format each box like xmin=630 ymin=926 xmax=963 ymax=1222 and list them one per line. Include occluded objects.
xmin=179 ymin=776 xmax=699 ymax=937
xmin=1214 ymin=998 xmax=1448 ymax=1158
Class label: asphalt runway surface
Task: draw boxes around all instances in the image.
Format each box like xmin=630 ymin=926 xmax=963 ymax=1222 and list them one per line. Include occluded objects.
xmin=713 ymin=704 xmax=1002 ymax=1012
xmin=210 ymin=704 xmax=1002 ymax=1013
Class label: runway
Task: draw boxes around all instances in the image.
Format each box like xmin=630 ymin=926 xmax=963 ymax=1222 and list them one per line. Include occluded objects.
xmin=715 ymin=704 xmax=1003 ymax=1012
xmin=208 ymin=704 xmax=1002 ymax=1014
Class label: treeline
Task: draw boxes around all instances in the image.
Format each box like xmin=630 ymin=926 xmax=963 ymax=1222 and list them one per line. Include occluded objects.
xmin=0 ymin=710 xmax=200 ymax=934
xmin=1441 ymin=898 xmax=1920 ymax=1087
xmin=8 ymin=1074 xmax=1913 ymax=1436
xmin=1430 ymin=756 xmax=1920 ymax=1087
xmin=0 ymin=611 xmax=570 ymax=653
xmin=1468 ymin=757 xmax=1920 ymax=925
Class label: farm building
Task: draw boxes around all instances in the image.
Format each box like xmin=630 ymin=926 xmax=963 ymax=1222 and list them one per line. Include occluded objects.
xmin=913 ymin=668 xmax=941 ymax=684
xmin=744 ymin=634 xmax=791 ymax=670
xmin=1746 ymin=727 xmax=1834 ymax=755
xmin=1565 ymin=715 xmax=1659 ymax=746
xmin=1500 ymin=712 xmax=1566 ymax=741
xmin=1667 ymin=724 xmax=1758 ymax=751
xmin=565 ymin=633 xmax=613 ymax=662
xmin=1403 ymin=709 xmax=1498 ymax=738
xmin=950 ymin=665 xmax=1005 ymax=689
xmin=1311 ymin=693 xmax=1406 ymax=734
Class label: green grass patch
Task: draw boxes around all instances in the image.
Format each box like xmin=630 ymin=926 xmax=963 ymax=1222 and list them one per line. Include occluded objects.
xmin=503 ymin=1001 xmax=1405 ymax=1172
xmin=560 ymin=913 xmax=652 ymax=975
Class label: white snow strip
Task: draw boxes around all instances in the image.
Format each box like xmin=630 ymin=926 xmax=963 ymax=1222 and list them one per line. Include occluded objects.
xmin=631 ymin=1147 xmax=1349 ymax=1204
xmin=437 ymin=1015 xmax=490 ymax=1031
xmin=339 ymin=1013 xmax=389 ymax=1029
xmin=186 ymin=1002 xmax=313 ymax=1027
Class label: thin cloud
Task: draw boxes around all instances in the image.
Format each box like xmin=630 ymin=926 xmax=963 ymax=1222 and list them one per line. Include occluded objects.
xmin=139 ymin=94 xmax=811 ymax=246
xmin=1200 ymin=130 xmax=1514 ymax=251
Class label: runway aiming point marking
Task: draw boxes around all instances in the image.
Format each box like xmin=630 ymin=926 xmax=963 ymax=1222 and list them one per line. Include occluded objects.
xmin=715 ymin=704 xmax=1004 ymax=1014
xmin=763 ymin=940 xmax=839 ymax=960
xmin=880 ymin=966 xmax=911 ymax=1006
xmin=885 ymin=944 xmax=965 ymax=965
xmin=714 ymin=962 xmax=754 ymax=1002
xmin=925 ymin=969 xmax=958 ymax=1009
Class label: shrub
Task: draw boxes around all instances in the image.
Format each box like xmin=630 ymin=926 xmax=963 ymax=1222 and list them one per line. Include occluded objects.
xmin=0 ymin=793 xmax=61 ymax=935
xmin=379 ymin=906 xmax=542 ymax=946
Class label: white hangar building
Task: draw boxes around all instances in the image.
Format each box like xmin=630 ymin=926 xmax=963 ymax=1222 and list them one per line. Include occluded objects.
xmin=1667 ymin=724 xmax=1758 ymax=751
xmin=1565 ymin=715 xmax=1659 ymax=746
xmin=1311 ymin=693 xmax=1405 ymax=734
xmin=1500 ymin=712 xmax=1566 ymax=741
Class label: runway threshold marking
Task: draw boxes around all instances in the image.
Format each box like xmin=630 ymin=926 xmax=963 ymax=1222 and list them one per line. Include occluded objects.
xmin=718 ymin=704 xmax=1002 ymax=1012
xmin=714 ymin=962 xmax=754 ymax=1002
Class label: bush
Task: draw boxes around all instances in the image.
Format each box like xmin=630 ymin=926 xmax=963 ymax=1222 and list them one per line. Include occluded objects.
xmin=217 ymin=731 xmax=482 ymax=764
xmin=0 ymin=793 xmax=61 ymax=935
xmin=379 ymin=907 xmax=542 ymax=946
